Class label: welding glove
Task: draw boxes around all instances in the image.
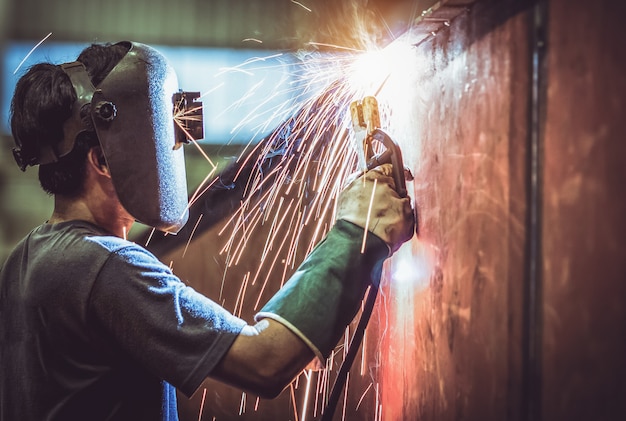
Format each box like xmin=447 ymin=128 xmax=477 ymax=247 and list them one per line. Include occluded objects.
xmin=255 ymin=166 xmax=415 ymax=364
xmin=337 ymin=164 xmax=415 ymax=254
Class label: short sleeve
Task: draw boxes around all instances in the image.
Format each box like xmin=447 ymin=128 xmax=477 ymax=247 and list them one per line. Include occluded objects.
xmin=88 ymin=244 xmax=247 ymax=397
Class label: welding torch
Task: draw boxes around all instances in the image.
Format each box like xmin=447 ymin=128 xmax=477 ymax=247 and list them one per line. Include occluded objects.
xmin=321 ymin=96 xmax=412 ymax=421
xmin=349 ymin=96 xmax=410 ymax=198
xmin=363 ymin=128 xmax=409 ymax=198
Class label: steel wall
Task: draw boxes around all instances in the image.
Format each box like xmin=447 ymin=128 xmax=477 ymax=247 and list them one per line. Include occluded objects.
xmin=376 ymin=2 xmax=531 ymax=419
xmin=541 ymin=0 xmax=626 ymax=420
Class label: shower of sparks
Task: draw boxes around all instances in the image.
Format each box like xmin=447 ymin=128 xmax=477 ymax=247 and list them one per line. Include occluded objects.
xmin=13 ymin=32 xmax=53 ymax=74
xmin=205 ymin=37 xmax=419 ymax=302
xmin=168 ymin=7 xmax=420 ymax=418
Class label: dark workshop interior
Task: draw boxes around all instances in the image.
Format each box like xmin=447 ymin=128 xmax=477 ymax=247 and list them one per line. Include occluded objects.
xmin=0 ymin=0 xmax=625 ymax=420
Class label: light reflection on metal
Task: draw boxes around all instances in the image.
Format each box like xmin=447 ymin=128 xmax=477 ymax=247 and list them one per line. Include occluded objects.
xmin=391 ymin=241 xmax=433 ymax=291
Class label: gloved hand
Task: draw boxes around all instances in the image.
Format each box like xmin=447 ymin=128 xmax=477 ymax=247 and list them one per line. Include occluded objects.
xmin=255 ymin=164 xmax=416 ymax=365
xmin=336 ymin=164 xmax=415 ymax=254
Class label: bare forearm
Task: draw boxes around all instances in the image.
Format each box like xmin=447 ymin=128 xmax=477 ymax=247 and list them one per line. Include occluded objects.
xmin=211 ymin=319 xmax=314 ymax=399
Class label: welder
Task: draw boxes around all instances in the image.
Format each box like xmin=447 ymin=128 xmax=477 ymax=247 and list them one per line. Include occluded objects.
xmin=0 ymin=41 xmax=414 ymax=420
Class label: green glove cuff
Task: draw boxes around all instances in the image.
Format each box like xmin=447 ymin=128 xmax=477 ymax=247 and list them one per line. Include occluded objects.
xmin=254 ymin=219 xmax=389 ymax=364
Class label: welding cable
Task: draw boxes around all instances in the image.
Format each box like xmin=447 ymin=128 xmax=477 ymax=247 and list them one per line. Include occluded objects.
xmin=320 ymin=282 xmax=379 ymax=421
xmin=321 ymin=133 xmax=409 ymax=420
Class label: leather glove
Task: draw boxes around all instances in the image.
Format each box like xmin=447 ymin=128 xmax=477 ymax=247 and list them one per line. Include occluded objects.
xmin=255 ymin=165 xmax=416 ymax=364
xmin=255 ymin=219 xmax=388 ymax=364
xmin=336 ymin=164 xmax=415 ymax=254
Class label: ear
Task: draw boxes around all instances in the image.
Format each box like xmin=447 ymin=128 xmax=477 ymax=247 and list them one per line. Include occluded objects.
xmin=86 ymin=146 xmax=110 ymax=177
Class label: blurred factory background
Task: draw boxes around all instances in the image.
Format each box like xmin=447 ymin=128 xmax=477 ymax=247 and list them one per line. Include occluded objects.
xmin=1 ymin=0 xmax=625 ymax=420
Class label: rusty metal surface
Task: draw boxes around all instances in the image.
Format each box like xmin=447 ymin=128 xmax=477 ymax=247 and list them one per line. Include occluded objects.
xmin=376 ymin=4 xmax=531 ymax=420
xmin=540 ymin=0 xmax=626 ymax=420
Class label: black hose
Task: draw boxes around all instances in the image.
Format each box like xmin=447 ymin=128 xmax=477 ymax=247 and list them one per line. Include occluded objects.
xmin=320 ymin=283 xmax=379 ymax=421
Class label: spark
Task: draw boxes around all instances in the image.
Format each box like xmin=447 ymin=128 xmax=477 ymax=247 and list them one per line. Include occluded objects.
xmin=217 ymin=66 xmax=254 ymax=76
xmin=259 ymin=196 xmax=287 ymax=262
xmin=187 ymin=176 xmax=220 ymax=209
xmin=225 ymin=207 xmax=265 ymax=267
xmin=242 ymin=38 xmax=263 ymax=44
xmin=291 ymin=0 xmax=312 ymax=12
xmin=238 ymin=392 xmax=246 ymax=415
xmin=13 ymin=32 xmax=53 ymax=74
xmin=342 ymin=372 xmax=350 ymax=421
xmin=294 ymin=372 xmax=301 ymax=389
xmin=252 ymin=200 xmax=298 ymax=309
xmin=356 ymin=382 xmax=373 ymax=410
xmin=197 ymin=388 xmax=207 ymax=421
xmin=144 ymin=227 xmax=156 ymax=248
xmin=220 ymin=84 xmax=271 ymax=130
xmin=307 ymin=42 xmax=363 ymax=53
xmin=215 ymin=53 xmax=284 ymax=77
xmin=374 ymin=384 xmax=380 ymax=421
xmin=182 ymin=214 xmax=203 ymax=258
xmin=360 ymin=328 xmax=367 ymax=375
xmin=361 ymin=179 xmax=377 ymax=253
xmin=290 ymin=384 xmax=300 ymax=421
xmin=300 ymin=370 xmax=314 ymax=421
xmin=200 ymin=82 xmax=225 ymax=99
xmin=174 ymin=109 xmax=203 ymax=141
xmin=233 ymin=272 xmax=250 ymax=317
xmin=325 ymin=352 xmax=336 ymax=410
xmin=314 ymin=370 xmax=322 ymax=417
xmin=226 ymin=84 xmax=285 ymax=136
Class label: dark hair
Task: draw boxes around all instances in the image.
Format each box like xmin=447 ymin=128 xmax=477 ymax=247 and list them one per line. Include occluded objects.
xmin=10 ymin=42 xmax=129 ymax=196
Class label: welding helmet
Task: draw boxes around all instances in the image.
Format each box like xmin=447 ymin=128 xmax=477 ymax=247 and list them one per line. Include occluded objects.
xmin=13 ymin=41 xmax=203 ymax=233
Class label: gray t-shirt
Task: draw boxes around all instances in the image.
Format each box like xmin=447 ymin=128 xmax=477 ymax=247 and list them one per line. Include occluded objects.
xmin=0 ymin=220 xmax=247 ymax=420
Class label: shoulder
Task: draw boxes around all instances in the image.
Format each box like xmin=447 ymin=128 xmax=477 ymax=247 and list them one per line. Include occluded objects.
xmin=40 ymin=220 xmax=159 ymax=263
xmin=24 ymin=221 xmax=167 ymax=278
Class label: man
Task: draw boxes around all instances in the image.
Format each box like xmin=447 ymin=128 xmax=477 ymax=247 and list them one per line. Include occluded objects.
xmin=0 ymin=41 xmax=414 ymax=420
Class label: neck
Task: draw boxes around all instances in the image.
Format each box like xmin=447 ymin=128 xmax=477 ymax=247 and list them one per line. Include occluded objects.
xmin=49 ymin=194 xmax=134 ymax=239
